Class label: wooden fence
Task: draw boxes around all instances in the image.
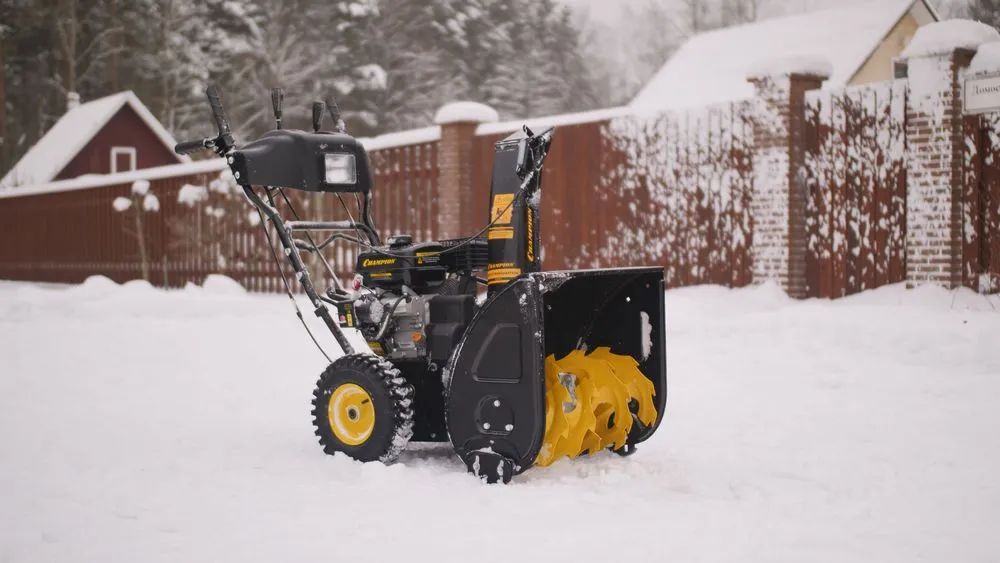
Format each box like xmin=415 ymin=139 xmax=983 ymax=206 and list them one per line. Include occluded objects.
xmin=963 ymin=112 xmax=1000 ymax=294
xmin=0 ymin=138 xmax=440 ymax=291
xmin=804 ymin=81 xmax=908 ymax=298
xmin=472 ymin=100 xmax=755 ymax=289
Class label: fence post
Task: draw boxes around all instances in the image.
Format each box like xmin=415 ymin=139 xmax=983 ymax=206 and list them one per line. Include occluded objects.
xmin=434 ymin=102 xmax=499 ymax=239
xmin=899 ymin=21 xmax=999 ymax=289
xmin=747 ymin=60 xmax=829 ymax=298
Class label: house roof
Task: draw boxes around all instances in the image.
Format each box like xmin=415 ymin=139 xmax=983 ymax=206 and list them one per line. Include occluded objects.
xmin=1 ymin=91 xmax=188 ymax=187
xmin=630 ymin=0 xmax=939 ymax=112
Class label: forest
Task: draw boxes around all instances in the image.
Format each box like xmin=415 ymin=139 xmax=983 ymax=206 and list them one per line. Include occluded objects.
xmin=0 ymin=0 xmax=989 ymax=178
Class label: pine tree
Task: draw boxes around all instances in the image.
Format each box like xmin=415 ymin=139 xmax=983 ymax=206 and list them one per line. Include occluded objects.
xmin=967 ymin=0 xmax=1000 ymax=28
xmin=343 ymin=0 xmax=449 ymax=135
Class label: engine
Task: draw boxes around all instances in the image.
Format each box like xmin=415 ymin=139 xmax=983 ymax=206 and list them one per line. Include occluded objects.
xmin=352 ymin=291 xmax=430 ymax=360
xmin=335 ymin=233 xmax=485 ymax=364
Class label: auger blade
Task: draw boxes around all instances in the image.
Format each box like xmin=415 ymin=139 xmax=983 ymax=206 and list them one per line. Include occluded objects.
xmin=590 ymin=347 xmax=658 ymax=428
xmin=539 ymin=347 xmax=658 ymax=465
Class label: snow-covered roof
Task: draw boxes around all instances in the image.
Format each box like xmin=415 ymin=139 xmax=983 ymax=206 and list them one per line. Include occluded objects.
xmin=631 ymin=0 xmax=939 ymax=111
xmin=900 ymin=19 xmax=1000 ymax=59
xmin=1 ymin=91 xmax=189 ymax=188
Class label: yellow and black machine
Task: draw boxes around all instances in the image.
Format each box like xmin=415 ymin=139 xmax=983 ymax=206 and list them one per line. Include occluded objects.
xmin=175 ymin=86 xmax=666 ymax=483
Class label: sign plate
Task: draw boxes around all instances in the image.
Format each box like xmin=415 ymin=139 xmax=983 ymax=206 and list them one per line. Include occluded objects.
xmin=965 ymin=73 xmax=1000 ymax=115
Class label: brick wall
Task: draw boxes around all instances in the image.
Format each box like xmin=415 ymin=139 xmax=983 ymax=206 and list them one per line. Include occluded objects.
xmin=749 ymin=73 xmax=826 ymax=297
xmin=904 ymin=50 xmax=977 ymax=287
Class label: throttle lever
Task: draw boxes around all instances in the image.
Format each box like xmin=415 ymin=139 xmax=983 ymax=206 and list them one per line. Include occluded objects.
xmin=205 ymin=85 xmax=232 ymax=136
xmin=312 ymin=102 xmax=324 ymax=132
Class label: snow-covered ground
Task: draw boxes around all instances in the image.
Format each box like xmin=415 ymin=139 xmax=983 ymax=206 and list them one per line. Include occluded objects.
xmin=1 ymin=278 xmax=998 ymax=562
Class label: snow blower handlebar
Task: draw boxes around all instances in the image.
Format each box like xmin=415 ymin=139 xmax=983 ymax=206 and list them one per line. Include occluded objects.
xmin=173 ymin=86 xmax=358 ymax=358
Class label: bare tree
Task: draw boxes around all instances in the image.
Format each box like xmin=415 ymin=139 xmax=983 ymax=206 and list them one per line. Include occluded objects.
xmin=112 ymin=180 xmax=161 ymax=281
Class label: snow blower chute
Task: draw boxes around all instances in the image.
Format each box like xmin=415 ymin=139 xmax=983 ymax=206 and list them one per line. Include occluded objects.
xmin=175 ymin=86 xmax=666 ymax=483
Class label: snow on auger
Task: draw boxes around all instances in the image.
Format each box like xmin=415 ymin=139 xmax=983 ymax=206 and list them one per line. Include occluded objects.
xmin=175 ymin=86 xmax=667 ymax=483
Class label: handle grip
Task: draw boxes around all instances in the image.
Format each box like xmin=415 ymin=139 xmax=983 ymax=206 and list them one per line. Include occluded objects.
xmin=174 ymin=139 xmax=208 ymax=155
xmin=206 ymin=85 xmax=231 ymax=137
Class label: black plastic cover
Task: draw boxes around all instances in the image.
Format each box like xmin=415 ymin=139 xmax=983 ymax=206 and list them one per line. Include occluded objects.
xmin=230 ymin=129 xmax=373 ymax=193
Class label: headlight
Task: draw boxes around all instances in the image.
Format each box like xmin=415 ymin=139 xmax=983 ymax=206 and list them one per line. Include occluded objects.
xmin=324 ymin=153 xmax=357 ymax=184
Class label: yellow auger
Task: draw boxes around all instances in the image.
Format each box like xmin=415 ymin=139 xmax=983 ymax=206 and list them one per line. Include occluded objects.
xmin=536 ymin=347 xmax=658 ymax=467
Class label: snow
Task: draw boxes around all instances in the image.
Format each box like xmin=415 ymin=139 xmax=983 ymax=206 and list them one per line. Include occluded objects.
xmin=131 ymin=179 xmax=151 ymax=196
xmin=356 ymin=63 xmax=388 ymax=91
xmin=966 ymin=40 xmax=1000 ymax=76
xmin=746 ymin=55 xmax=833 ymax=81
xmin=900 ymin=19 xmax=999 ymax=59
xmin=201 ymin=274 xmax=247 ymax=295
xmin=434 ymin=101 xmax=500 ymax=125
xmin=177 ymin=184 xmax=208 ymax=206
xmin=631 ymin=0 xmax=927 ymax=111
xmin=476 ymin=106 xmax=632 ymax=136
xmin=0 ymin=91 xmax=190 ymax=188
xmin=142 ymin=193 xmax=160 ymax=212
xmin=358 ymin=126 xmax=441 ymax=152
xmin=0 ymin=159 xmax=228 ymax=200
xmin=112 ymin=196 xmax=132 ymax=212
xmin=1 ymin=280 xmax=999 ymax=562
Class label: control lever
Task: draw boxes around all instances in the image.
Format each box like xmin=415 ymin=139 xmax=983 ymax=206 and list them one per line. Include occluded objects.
xmin=324 ymin=97 xmax=345 ymax=133
xmin=204 ymin=85 xmax=235 ymax=153
xmin=312 ymin=102 xmax=324 ymax=132
xmin=271 ymin=88 xmax=284 ymax=130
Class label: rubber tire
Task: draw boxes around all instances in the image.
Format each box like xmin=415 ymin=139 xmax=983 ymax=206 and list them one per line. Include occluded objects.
xmin=311 ymin=354 xmax=414 ymax=464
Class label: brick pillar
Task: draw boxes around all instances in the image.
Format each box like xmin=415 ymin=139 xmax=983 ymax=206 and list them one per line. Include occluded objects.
xmin=902 ymin=45 xmax=979 ymax=287
xmin=747 ymin=63 xmax=828 ymax=297
xmin=434 ymin=102 xmax=499 ymax=239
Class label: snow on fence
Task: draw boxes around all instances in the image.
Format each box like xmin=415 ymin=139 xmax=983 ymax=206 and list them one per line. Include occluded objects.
xmin=597 ymin=101 xmax=755 ymax=287
xmin=470 ymin=102 xmax=754 ymax=288
xmin=963 ymin=112 xmax=1000 ymax=294
xmin=804 ymin=81 xmax=907 ymax=298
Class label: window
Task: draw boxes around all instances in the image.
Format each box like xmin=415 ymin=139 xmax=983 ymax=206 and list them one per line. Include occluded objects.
xmin=110 ymin=146 xmax=137 ymax=173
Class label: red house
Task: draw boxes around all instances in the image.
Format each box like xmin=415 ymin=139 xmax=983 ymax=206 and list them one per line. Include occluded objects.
xmin=0 ymin=91 xmax=188 ymax=188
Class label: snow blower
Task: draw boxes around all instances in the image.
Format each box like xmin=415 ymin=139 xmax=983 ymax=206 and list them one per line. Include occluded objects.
xmin=175 ymin=86 xmax=666 ymax=483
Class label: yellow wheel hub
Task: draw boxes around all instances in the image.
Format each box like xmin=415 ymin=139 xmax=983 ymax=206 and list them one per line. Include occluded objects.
xmin=327 ymin=383 xmax=376 ymax=446
xmin=536 ymin=348 xmax=658 ymax=467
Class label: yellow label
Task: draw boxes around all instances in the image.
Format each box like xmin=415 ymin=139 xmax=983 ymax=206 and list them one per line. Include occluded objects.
xmin=362 ymin=257 xmax=397 ymax=267
xmin=488 ymin=227 xmax=515 ymax=240
xmin=487 ymin=267 xmax=522 ymax=285
xmin=367 ymin=341 xmax=385 ymax=356
xmin=415 ymin=251 xmax=439 ymax=257
xmin=488 ymin=262 xmax=516 ymax=270
xmin=369 ymin=272 xmax=392 ymax=278
xmin=526 ymin=207 xmax=535 ymax=262
xmin=492 ymin=194 xmax=515 ymax=225
xmin=346 ymin=313 xmax=353 ymax=327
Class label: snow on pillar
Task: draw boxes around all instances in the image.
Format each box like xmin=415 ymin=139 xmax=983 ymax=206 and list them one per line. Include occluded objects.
xmin=434 ymin=102 xmax=499 ymax=239
xmin=747 ymin=57 xmax=830 ymax=297
xmin=900 ymin=20 xmax=999 ymax=288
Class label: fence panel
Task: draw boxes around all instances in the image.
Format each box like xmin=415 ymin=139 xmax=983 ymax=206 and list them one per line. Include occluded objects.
xmin=804 ymin=81 xmax=907 ymax=298
xmin=0 ymin=140 xmax=440 ymax=292
xmin=471 ymin=103 xmax=753 ymax=287
xmin=964 ymin=112 xmax=1000 ymax=294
